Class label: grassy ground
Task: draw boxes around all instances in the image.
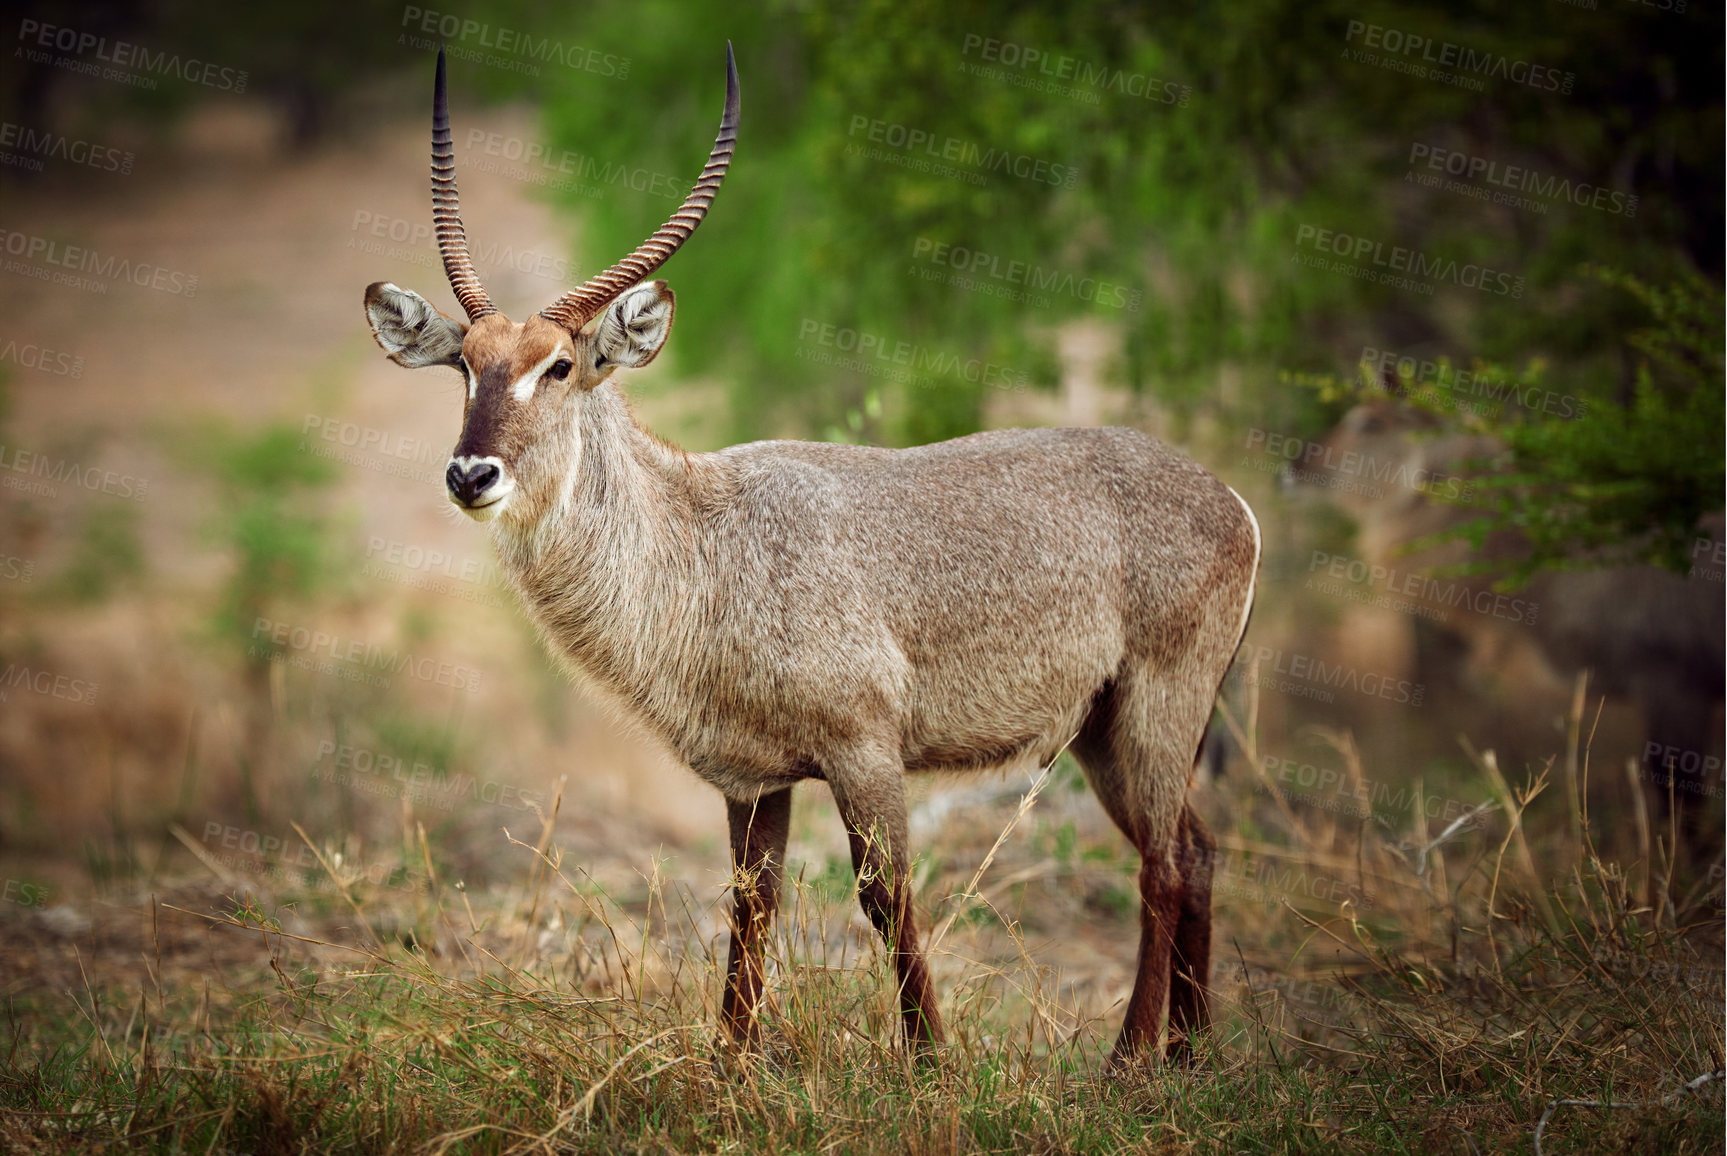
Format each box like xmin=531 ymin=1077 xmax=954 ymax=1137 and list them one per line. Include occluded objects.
xmin=2 ymin=691 xmax=1722 ymax=1155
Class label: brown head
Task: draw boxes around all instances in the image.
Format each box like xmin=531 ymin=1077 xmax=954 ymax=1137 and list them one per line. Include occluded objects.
xmin=363 ymin=44 xmax=738 ymax=521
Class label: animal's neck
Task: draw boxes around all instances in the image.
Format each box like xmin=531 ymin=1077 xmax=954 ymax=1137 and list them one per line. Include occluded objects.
xmin=490 ymin=386 xmax=715 ymax=697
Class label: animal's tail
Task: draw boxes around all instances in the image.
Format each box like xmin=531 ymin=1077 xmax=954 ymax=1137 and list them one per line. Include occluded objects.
xmin=1194 ymin=486 xmax=1262 ymax=778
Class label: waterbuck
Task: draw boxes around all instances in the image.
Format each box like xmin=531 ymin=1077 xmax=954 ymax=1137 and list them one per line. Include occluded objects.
xmin=362 ymin=46 xmax=1261 ymax=1068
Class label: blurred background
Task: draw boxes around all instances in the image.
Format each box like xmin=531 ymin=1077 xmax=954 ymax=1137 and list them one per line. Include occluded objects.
xmin=0 ymin=0 xmax=1720 ymax=949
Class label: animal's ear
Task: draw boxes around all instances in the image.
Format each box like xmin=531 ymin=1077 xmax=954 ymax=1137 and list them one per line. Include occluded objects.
xmin=590 ymin=281 xmax=675 ymax=374
xmin=364 ymin=282 xmax=467 ymax=369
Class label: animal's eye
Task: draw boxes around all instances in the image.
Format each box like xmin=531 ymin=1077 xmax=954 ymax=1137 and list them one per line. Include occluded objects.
xmin=548 ymin=359 xmax=573 ymax=381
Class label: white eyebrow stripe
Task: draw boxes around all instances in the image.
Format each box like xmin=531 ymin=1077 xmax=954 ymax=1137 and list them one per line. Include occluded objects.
xmin=511 ymin=348 xmax=567 ymax=402
xmin=466 ymin=365 xmax=479 ymax=401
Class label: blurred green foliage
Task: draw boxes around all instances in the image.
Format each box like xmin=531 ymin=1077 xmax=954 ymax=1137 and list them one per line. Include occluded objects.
xmin=182 ymin=422 xmax=337 ymax=657
xmin=6 ymin=1 xmax=1716 ymax=574
xmin=452 ymin=0 xmax=1719 ymax=455
xmin=1290 ymin=268 xmax=1723 ymax=579
xmin=1480 ymin=268 xmax=1724 ymax=579
xmin=56 ymin=503 xmax=144 ymax=603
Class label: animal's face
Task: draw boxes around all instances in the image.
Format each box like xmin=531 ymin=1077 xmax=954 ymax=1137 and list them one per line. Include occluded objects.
xmin=359 ymin=40 xmax=733 ymax=521
xmin=363 ymin=280 xmax=675 ymax=520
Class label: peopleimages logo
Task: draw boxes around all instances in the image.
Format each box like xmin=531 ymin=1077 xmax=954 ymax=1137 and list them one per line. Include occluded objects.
xmin=1342 ymin=20 xmax=1574 ymax=95
xmin=1306 ymin=550 xmax=1540 ymax=626
xmin=3 ymin=878 xmax=48 ymax=908
xmin=1294 ymin=224 xmax=1524 ymax=298
xmin=911 ymin=237 xmax=1139 ymax=311
xmin=0 ymin=228 xmax=198 ymax=297
xmin=0 ymin=441 xmax=148 ymax=501
xmin=795 ymin=319 xmax=1028 ymax=393
xmin=346 ymin=210 xmax=571 ymax=284
xmin=1231 ymin=644 xmax=1425 ymax=707
xmin=397 ymin=7 xmax=630 ymax=79
xmin=249 ymin=617 xmax=483 ymax=694
xmin=16 ymin=19 xmax=249 ymax=92
xmin=312 ymin=740 xmax=546 ymax=812
xmin=957 ymin=33 xmax=1190 ymax=107
xmin=197 ymin=822 xmax=430 ymax=895
xmin=300 ymin=413 xmax=444 ymax=486
xmin=462 ymin=130 xmax=683 ymax=201
xmin=0 ymin=122 xmax=134 ymax=175
xmin=361 ymin=535 xmax=512 ymax=609
xmin=0 ymin=663 xmax=99 ymax=706
xmin=1244 ymin=426 xmax=1476 ymax=502
xmin=1360 ymin=346 xmax=1588 ymax=420
xmin=1257 ymin=755 xmax=1490 ymax=826
xmin=1406 ymin=143 xmax=1636 ymax=218
xmin=0 ymin=338 xmax=83 ymax=378
xmin=845 ymin=115 xmax=1078 ymax=188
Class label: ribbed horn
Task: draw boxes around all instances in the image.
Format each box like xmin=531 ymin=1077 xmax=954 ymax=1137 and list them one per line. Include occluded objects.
xmin=432 ymin=45 xmax=496 ymax=323
xmin=539 ymin=42 xmax=739 ymax=331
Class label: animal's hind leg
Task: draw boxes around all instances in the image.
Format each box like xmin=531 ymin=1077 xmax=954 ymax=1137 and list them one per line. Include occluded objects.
xmin=1074 ymin=674 xmax=1210 ymax=1071
xmin=1112 ymin=830 xmax=1182 ymax=1067
xmin=1164 ymin=803 xmax=1215 ymax=1065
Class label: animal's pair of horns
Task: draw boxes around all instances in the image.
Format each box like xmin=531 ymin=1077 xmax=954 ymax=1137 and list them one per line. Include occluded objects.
xmin=430 ymin=42 xmax=740 ymax=330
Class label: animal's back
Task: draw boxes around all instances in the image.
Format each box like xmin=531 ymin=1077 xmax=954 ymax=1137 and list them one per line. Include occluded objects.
xmin=720 ymin=426 xmax=1250 ymax=638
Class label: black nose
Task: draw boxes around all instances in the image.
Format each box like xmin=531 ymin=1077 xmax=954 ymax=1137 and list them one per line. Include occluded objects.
xmin=446 ymin=460 xmax=500 ymax=505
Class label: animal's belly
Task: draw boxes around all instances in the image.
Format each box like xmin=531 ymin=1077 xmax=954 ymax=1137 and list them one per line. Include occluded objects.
xmin=896 ymin=642 xmax=1117 ymax=773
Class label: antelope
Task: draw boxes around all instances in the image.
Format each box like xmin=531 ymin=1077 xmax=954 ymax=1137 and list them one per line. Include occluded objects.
xmin=362 ymin=45 xmax=1261 ymax=1068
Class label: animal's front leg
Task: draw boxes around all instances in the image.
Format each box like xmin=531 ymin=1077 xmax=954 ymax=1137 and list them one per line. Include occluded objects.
xmin=827 ymin=756 xmax=944 ymax=1056
xmin=720 ymin=787 xmax=793 ymax=1046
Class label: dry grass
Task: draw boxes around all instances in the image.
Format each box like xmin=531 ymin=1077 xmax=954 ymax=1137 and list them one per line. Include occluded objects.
xmin=2 ymin=683 xmax=1722 ymax=1155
